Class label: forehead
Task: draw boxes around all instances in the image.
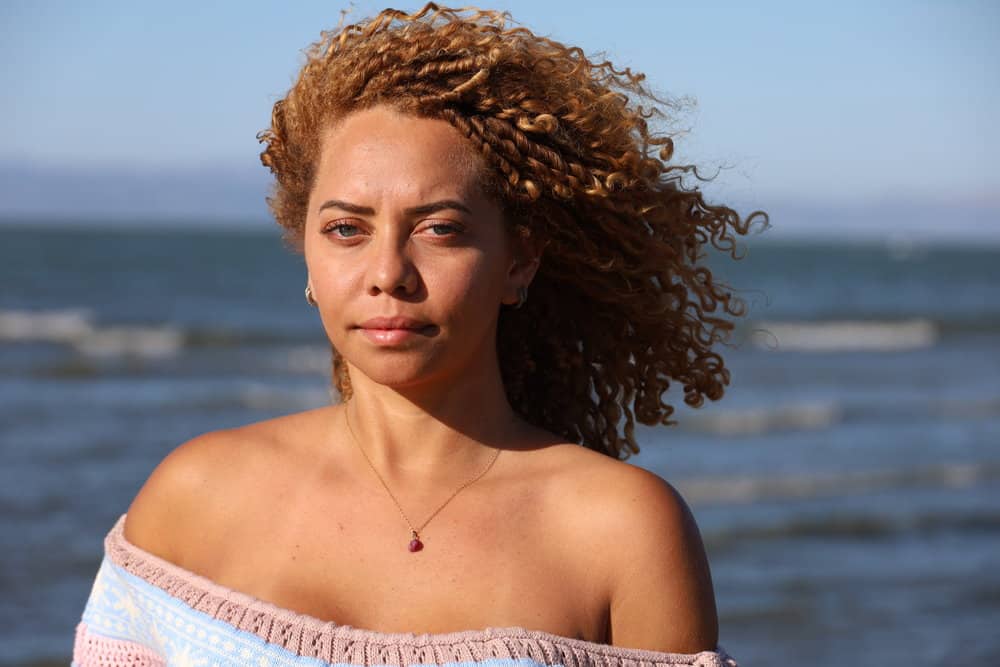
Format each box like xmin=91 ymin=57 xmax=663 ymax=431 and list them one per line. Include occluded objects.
xmin=314 ymin=106 xmax=485 ymax=196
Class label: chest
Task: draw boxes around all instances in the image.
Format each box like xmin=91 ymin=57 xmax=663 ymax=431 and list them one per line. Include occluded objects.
xmin=188 ymin=476 xmax=609 ymax=642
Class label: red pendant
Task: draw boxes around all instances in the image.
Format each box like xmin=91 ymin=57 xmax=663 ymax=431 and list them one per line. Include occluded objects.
xmin=408 ymin=536 xmax=423 ymax=552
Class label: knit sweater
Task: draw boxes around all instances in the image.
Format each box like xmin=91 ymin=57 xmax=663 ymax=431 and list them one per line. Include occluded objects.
xmin=73 ymin=514 xmax=739 ymax=666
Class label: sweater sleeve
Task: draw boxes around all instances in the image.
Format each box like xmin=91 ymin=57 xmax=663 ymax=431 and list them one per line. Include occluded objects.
xmin=72 ymin=556 xmax=168 ymax=666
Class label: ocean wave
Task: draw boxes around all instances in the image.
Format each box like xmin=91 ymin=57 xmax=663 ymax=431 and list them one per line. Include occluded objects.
xmin=0 ymin=308 xmax=317 ymax=360
xmin=0 ymin=308 xmax=95 ymax=343
xmin=77 ymin=325 xmax=185 ymax=358
xmin=679 ymin=401 xmax=841 ymax=435
xmin=675 ymin=461 xmax=1000 ymax=506
xmin=844 ymin=395 xmax=1000 ymax=422
xmin=279 ymin=345 xmax=332 ymax=374
xmin=238 ymin=384 xmax=332 ymax=411
xmin=750 ymin=318 xmax=938 ymax=352
xmin=678 ymin=393 xmax=1000 ymax=437
xmin=184 ymin=329 xmax=315 ymax=347
xmin=0 ymin=308 xmax=183 ymax=358
xmin=703 ymin=508 xmax=1000 ymax=546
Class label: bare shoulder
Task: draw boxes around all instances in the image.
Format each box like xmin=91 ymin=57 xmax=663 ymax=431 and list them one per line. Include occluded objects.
xmin=543 ymin=447 xmax=719 ymax=653
xmin=122 ymin=408 xmax=329 ymax=564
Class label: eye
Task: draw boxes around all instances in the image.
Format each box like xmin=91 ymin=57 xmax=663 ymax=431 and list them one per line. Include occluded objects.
xmin=323 ymin=222 xmax=363 ymax=238
xmin=423 ymin=222 xmax=463 ymax=237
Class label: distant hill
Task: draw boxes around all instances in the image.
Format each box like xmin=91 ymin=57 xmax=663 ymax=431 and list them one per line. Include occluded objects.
xmin=1 ymin=161 xmax=997 ymax=243
xmin=0 ymin=160 xmax=273 ymax=227
xmin=747 ymin=196 xmax=1000 ymax=243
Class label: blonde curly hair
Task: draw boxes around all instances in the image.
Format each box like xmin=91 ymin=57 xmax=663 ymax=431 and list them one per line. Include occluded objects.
xmin=257 ymin=2 xmax=768 ymax=460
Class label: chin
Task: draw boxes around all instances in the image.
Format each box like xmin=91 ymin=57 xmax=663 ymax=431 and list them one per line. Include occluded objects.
xmin=333 ymin=329 xmax=488 ymax=390
xmin=346 ymin=355 xmax=448 ymax=390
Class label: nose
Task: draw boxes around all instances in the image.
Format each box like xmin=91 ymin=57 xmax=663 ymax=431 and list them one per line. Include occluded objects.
xmin=366 ymin=232 xmax=420 ymax=297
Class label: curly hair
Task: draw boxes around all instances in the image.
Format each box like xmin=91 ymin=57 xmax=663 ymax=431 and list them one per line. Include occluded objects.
xmin=257 ymin=2 xmax=768 ymax=460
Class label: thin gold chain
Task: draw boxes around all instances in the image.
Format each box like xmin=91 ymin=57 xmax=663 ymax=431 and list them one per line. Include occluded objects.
xmin=343 ymin=404 xmax=502 ymax=539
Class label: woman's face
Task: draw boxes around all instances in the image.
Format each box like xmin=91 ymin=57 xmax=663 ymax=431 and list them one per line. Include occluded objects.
xmin=303 ymin=105 xmax=531 ymax=391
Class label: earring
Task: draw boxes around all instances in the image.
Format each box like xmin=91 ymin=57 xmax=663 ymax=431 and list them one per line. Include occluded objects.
xmin=512 ymin=286 xmax=528 ymax=309
xmin=305 ymin=284 xmax=318 ymax=306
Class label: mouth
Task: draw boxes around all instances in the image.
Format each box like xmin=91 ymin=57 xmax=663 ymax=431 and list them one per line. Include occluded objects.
xmin=356 ymin=317 xmax=433 ymax=330
xmin=355 ymin=324 xmax=437 ymax=346
xmin=353 ymin=317 xmax=437 ymax=345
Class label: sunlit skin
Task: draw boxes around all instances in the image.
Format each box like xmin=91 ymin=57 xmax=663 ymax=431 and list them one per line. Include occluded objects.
xmin=306 ymin=107 xmax=521 ymax=398
xmin=302 ymin=104 xmax=542 ymax=480
xmin=122 ymin=104 xmax=719 ymax=653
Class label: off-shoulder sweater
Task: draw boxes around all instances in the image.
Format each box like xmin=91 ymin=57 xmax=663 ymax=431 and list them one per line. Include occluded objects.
xmin=73 ymin=514 xmax=738 ymax=666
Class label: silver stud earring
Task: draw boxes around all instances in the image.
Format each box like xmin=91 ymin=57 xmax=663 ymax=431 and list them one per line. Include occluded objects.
xmin=513 ymin=286 xmax=528 ymax=309
xmin=305 ymin=284 xmax=318 ymax=306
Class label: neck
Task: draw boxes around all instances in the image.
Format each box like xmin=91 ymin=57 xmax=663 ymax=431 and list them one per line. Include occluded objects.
xmin=338 ymin=355 xmax=523 ymax=488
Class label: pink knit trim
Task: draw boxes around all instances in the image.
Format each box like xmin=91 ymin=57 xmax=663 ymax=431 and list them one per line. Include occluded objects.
xmin=105 ymin=513 xmax=736 ymax=667
xmin=73 ymin=620 xmax=166 ymax=666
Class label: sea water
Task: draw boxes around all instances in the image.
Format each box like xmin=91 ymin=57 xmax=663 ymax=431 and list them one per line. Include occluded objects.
xmin=1 ymin=224 xmax=998 ymax=666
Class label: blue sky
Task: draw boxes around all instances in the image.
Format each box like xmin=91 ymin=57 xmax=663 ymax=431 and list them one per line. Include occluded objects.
xmin=2 ymin=1 xmax=997 ymax=237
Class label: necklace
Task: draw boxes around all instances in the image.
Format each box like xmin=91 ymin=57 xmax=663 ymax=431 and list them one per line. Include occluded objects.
xmin=343 ymin=405 xmax=502 ymax=553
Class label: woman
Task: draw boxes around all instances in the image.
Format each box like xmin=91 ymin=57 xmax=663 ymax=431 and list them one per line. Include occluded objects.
xmin=73 ymin=4 xmax=763 ymax=665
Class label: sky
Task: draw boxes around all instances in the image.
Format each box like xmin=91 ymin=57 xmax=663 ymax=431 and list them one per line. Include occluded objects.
xmin=1 ymin=0 xmax=998 ymax=239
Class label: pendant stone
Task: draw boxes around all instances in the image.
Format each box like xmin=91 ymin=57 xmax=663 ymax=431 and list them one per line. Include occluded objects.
xmin=408 ymin=532 xmax=423 ymax=552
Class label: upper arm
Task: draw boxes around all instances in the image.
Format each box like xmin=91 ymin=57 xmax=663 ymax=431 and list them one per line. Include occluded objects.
xmin=603 ymin=466 xmax=719 ymax=654
xmin=122 ymin=429 xmax=237 ymax=564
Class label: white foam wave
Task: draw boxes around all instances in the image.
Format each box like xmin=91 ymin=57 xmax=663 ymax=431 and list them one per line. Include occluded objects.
xmin=681 ymin=401 xmax=840 ymax=436
xmin=675 ymin=462 xmax=995 ymax=505
xmin=240 ymin=384 xmax=332 ymax=411
xmin=75 ymin=326 xmax=184 ymax=358
xmin=0 ymin=308 xmax=183 ymax=358
xmin=752 ymin=318 xmax=938 ymax=352
xmin=0 ymin=308 xmax=95 ymax=342
xmin=282 ymin=345 xmax=331 ymax=374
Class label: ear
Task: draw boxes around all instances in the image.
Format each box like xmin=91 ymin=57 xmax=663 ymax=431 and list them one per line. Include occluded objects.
xmin=502 ymin=225 xmax=544 ymax=306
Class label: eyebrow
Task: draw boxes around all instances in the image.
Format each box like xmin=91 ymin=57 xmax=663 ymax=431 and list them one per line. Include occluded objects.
xmin=317 ymin=199 xmax=473 ymax=216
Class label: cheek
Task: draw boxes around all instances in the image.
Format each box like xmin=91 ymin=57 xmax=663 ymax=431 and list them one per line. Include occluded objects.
xmin=312 ymin=257 xmax=355 ymax=288
xmin=427 ymin=259 xmax=503 ymax=341
xmin=428 ymin=252 xmax=506 ymax=321
xmin=305 ymin=255 xmax=357 ymax=336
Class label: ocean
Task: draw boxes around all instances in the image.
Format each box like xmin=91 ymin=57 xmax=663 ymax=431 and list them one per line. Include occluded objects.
xmin=1 ymin=224 xmax=998 ymax=666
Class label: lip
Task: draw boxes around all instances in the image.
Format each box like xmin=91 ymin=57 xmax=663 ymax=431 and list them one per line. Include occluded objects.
xmin=354 ymin=316 xmax=436 ymax=346
xmin=357 ymin=316 xmax=431 ymax=330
